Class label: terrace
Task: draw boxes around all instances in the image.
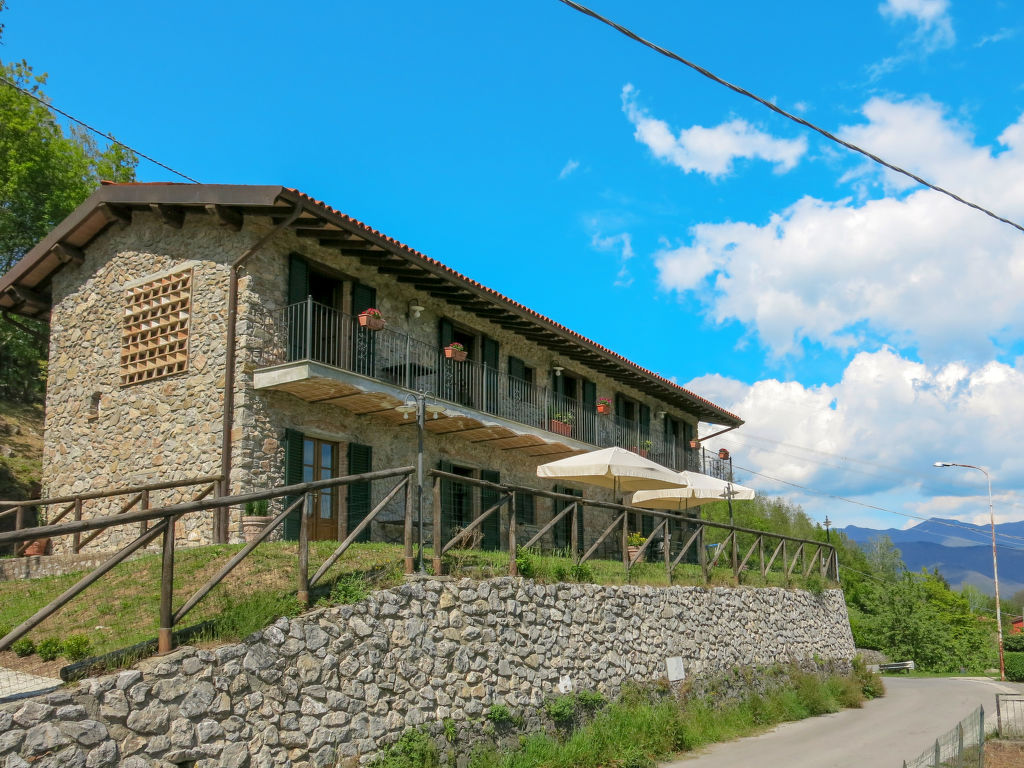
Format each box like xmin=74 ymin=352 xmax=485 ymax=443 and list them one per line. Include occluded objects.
xmin=252 ymin=299 xmax=733 ymax=479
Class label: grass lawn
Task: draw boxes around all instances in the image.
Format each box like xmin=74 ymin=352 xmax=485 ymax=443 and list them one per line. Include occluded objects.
xmin=0 ymin=540 xmax=835 ymax=674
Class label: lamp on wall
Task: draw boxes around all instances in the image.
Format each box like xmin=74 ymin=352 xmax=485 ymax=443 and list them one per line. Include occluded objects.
xmin=407 ymin=300 xmax=425 ymax=320
xmin=552 ymin=363 xmax=565 ymax=377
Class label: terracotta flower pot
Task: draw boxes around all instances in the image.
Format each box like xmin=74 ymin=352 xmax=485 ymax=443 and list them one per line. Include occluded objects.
xmin=627 ymin=545 xmax=642 ymax=562
xmin=596 ymin=403 xmax=611 ymax=415
xmin=241 ymin=516 xmax=268 ymax=543
xmin=23 ymin=538 xmax=50 ymax=556
xmin=689 ymin=440 xmax=700 ymax=449
xmin=549 ymin=419 xmax=572 ymax=437
xmin=718 ymin=448 xmax=730 ymax=460
xmin=444 ymin=346 xmax=468 ymax=362
xmin=358 ymin=313 xmax=385 ymax=331
xmin=634 ymin=448 xmax=649 ymax=459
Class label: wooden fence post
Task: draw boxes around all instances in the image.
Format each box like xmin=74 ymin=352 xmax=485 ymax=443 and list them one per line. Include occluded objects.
xmin=664 ymin=522 xmax=672 ymax=584
xmin=432 ymin=477 xmax=443 ymax=576
xmin=622 ymin=513 xmax=630 ymax=577
xmin=140 ymin=489 xmax=150 ymax=536
xmin=297 ymin=492 xmax=311 ymax=607
xmin=72 ymin=498 xmax=82 ymax=553
xmin=570 ymin=503 xmax=579 ymax=563
xmin=508 ymin=491 xmax=518 ymax=576
xmin=158 ymin=519 xmax=175 ymax=654
xmin=698 ymin=523 xmax=708 ymax=584
xmin=403 ymin=473 xmax=414 ymax=574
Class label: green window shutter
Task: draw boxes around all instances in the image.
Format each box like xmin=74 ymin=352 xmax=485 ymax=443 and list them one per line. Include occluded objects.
xmin=582 ymin=380 xmax=596 ymax=409
xmin=515 ymin=493 xmax=535 ymax=526
xmin=508 ymin=356 xmax=525 ymax=381
xmin=352 ymin=282 xmax=377 ymax=315
xmin=581 ymin=379 xmax=597 ymax=443
xmin=288 ymin=255 xmax=309 ymax=305
xmin=482 ymin=337 xmax=499 ymax=369
xmin=283 ymin=429 xmax=305 ymax=540
xmin=482 ymin=337 xmax=499 ymax=414
xmin=639 ymin=404 xmax=651 ymax=431
xmin=347 ymin=443 xmax=373 ymax=542
xmin=438 ymin=318 xmax=455 ymax=348
xmin=479 ymin=469 xmax=501 ymax=551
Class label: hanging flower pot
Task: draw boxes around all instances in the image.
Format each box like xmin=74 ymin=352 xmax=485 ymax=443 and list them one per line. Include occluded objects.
xmin=444 ymin=343 xmax=467 ymax=362
xmin=689 ymin=439 xmax=700 ymax=449
xmin=718 ymin=448 xmax=730 ymax=460
xmin=358 ymin=308 xmax=385 ymax=331
xmin=596 ymin=398 xmax=612 ymax=415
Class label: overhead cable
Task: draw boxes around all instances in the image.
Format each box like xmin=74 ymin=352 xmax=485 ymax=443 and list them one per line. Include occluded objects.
xmin=0 ymin=75 xmax=200 ymax=184
xmin=555 ymin=0 xmax=1024 ymax=235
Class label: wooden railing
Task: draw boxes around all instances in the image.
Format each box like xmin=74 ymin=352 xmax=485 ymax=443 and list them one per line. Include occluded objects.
xmin=0 ymin=475 xmax=224 ymax=556
xmin=0 ymin=465 xmax=835 ymax=658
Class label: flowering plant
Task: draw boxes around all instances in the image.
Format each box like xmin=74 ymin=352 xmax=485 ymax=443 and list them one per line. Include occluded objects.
xmin=446 ymin=342 xmax=465 ymax=352
xmin=597 ymin=397 xmax=612 ymax=407
xmin=627 ymin=532 xmax=647 ymax=547
xmin=359 ymin=308 xmax=383 ymax=318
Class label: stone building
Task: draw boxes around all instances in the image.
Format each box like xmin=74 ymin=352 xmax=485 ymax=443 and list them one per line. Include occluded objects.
xmin=0 ymin=183 xmax=742 ymax=555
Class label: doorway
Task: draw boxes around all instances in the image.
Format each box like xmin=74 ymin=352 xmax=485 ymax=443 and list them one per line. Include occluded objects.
xmin=303 ymin=437 xmax=343 ymax=541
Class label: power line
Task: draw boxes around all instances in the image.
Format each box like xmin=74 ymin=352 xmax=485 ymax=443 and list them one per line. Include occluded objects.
xmin=733 ymin=462 xmax=1024 ymax=550
xmin=555 ymin=0 xmax=1024 ymax=236
xmin=0 ymin=75 xmax=200 ymax=184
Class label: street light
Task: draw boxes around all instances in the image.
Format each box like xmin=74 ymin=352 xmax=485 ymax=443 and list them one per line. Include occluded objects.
xmin=396 ymin=393 xmax=445 ymax=572
xmin=933 ymin=461 xmax=1005 ymax=681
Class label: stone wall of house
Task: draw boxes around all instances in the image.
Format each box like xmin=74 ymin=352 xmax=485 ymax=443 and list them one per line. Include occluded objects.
xmin=0 ymin=578 xmax=856 ymax=767
xmin=40 ymin=208 xmax=719 ymax=557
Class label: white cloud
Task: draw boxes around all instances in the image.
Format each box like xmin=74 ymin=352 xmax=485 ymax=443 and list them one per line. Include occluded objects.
xmin=655 ymin=98 xmax=1024 ymax=360
xmin=687 ymin=349 xmax=1024 ymax=524
xmin=621 ymin=84 xmax=807 ymax=179
xmin=558 ymin=159 xmax=580 ymax=180
xmin=879 ymin=0 xmax=955 ymax=52
xmin=591 ymin=232 xmax=636 ymax=287
xmin=975 ymin=27 xmax=1017 ymax=47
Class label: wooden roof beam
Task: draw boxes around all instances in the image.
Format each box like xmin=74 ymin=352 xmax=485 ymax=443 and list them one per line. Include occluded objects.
xmin=205 ymin=204 xmax=243 ymax=231
xmin=149 ymin=204 xmax=185 ymax=229
xmin=50 ymin=243 xmax=84 ymax=267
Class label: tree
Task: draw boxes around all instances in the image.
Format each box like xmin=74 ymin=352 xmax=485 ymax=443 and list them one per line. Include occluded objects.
xmin=0 ymin=54 xmax=137 ymax=402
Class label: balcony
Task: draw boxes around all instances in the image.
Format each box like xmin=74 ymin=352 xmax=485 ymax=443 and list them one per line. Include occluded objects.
xmin=252 ymin=300 xmax=733 ymax=477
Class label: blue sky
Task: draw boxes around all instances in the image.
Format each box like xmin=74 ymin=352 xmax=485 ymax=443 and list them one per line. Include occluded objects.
xmin=5 ymin=0 xmax=1024 ymax=533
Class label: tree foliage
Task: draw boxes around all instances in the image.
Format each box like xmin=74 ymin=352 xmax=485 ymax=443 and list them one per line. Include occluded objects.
xmin=0 ymin=51 xmax=137 ymax=402
xmin=702 ymin=495 xmax=999 ymax=673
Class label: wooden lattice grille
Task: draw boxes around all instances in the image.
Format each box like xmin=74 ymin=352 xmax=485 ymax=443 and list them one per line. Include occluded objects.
xmin=120 ymin=268 xmax=193 ymax=386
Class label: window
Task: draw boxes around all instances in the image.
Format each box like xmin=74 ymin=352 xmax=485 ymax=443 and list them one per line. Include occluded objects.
xmin=120 ymin=267 xmax=192 ymax=386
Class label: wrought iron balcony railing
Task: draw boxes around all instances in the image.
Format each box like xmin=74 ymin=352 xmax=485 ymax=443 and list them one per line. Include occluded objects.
xmin=255 ymin=299 xmax=733 ymax=478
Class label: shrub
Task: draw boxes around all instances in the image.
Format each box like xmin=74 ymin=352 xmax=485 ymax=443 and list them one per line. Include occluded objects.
xmin=570 ymin=562 xmax=595 ymax=583
xmin=852 ymin=656 xmax=886 ymax=699
xmin=442 ymin=717 xmax=457 ymax=744
xmin=575 ymin=690 xmax=607 ymax=711
xmin=1004 ymin=652 xmax=1024 ymax=682
xmin=37 ymin=638 xmax=63 ymax=662
xmin=486 ymin=704 xmax=515 ymax=724
xmin=803 ymin=573 xmax=824 ymax=596
xmin=515 ymin=550 xmax=536 ymax=578
xmin=329 ymin=573 xmax=369 ymax=604
xmin=370 ymin=728 xmax=438 ymax=768
xmin=552 ymin=564 xmax=570 ymax=582
xmin=62 ymin=634 xmax=92 ymax=662
xmin=544 ymin=694 xmax=576 ymax=724
xmin=11 ymin=637 xmax=35 ymax=657
xmin=1003 ymin=634 xmax=1024 ymax=653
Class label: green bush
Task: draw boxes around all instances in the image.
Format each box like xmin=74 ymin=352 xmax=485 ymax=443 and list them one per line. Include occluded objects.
xmin=803 ymin=573 xmax=825 ymax=596
xmin=1004 ymin=652 xmax=1024 ymax=682
xmin=329 ymin=573 xmax=369 ymax=605
xmin=61 ymin=634 xmax=93 ymax=662
xmin=544 ymin=694 xmax=576 ymax=724
xmin=37 ymin=637 xmax=63 ymax=662
xmin=1003 ymin=634 xmax=1024 ymax=653
xmin=515 ymin=550 xmax=536 ymax=579
xmin=370 ymin=728 xmax=439 ymax=768
xmin=486 ymin=704 xmax=515 ymax=724
xmin=575 ymin=690 xmax=607 ymax=711
xmin=11 ymin=637 xmax=35 ymax=657
xmin=852 ymin=656 xmax=886 ymax=700
xmin=570 ymin=562 xmax=595 ymax=583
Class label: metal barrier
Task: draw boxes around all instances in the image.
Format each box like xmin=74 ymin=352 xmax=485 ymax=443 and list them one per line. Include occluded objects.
xmin=902 ymin=706 xmax=984 ymax=768
xmin=996 ymin=693 xmax=1024 ymax=739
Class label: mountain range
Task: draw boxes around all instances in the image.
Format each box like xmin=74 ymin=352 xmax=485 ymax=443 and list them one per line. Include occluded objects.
xmin=838 ymin=518 xmax=1024 ymax=598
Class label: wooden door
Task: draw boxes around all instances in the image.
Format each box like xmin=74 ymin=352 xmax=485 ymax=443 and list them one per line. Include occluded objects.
xmin=302 ymin=437 xmax=342 ymax=541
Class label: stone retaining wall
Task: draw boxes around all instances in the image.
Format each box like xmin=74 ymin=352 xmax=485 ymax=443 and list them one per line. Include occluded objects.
xmin=0 ymin=578 xmax=855 ymax=767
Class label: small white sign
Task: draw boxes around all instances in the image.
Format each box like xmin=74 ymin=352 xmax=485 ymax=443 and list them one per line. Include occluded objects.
xmin=557 ymin=675 xmax=574 ymax=693
xmin=666 ymin=657 xmax=685 ymax=683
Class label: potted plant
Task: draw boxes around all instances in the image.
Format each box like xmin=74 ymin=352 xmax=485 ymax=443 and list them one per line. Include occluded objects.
xmin=444 ymin=342 xmax=467 ymax=362
xmin=718 ymin=448 xmax=730 ymax=460
xmin=689 ymin=439 xmax=700 ymax=449
xmin=633 ymin=439 xmax=653 ymax=459
xmin=596 ymin=397 xmax=612 ymax=415
xmin=548 ymin=410 xmax=574 ymax=436
xmin=357 ymin=307 xmax=386 ymax=331
xmin=22 ymin=507 xmax=50 ymax=556
xmin=627 ymin=532 xmax=646 ymax=562
xmin=241 ymin=499 xmax=269 ymax=542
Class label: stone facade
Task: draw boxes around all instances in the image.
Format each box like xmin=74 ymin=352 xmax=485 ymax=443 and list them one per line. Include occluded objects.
xmin=42 ymin=209 xmax=719 ymax=556
xmin=0 ymin=578 xmax=855 ymax=767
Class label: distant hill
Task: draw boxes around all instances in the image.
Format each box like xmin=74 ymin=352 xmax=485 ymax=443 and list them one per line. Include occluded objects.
xmin=839 ymin=518 xmax=1024 ymax=596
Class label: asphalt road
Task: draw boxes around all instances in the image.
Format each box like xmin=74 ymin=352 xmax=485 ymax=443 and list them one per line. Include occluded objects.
xmin=661 ymin=677 xmax=1024 ymax=768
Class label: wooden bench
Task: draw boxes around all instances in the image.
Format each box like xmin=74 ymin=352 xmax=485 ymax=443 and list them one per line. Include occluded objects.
xmin=879 ymin=661 xmax=915 ymax=674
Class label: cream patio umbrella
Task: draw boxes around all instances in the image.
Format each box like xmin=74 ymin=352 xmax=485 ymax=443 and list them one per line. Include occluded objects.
xmin=536 ymin=446 xmax=687 ymax=496
xmin=629 ymin=472 xmax=756 ymax=511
